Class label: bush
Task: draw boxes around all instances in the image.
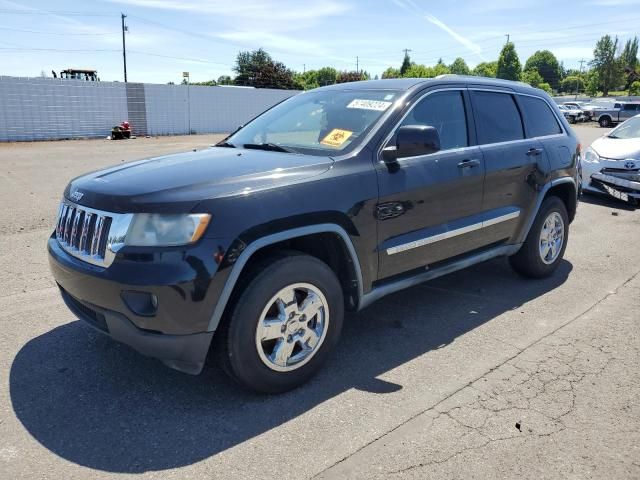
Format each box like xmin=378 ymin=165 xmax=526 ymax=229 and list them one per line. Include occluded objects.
xmin=630 ymin=81 xmax=640 ymax=96
xmin=538 ymin=83 xmax=552 ymax=94
xmin=560 ymin=76 xmax=585 ymax=93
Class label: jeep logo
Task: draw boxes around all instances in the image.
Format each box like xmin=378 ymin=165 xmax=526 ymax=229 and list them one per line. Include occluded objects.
xmin=70 ymin=190 xmax=84 ymax=201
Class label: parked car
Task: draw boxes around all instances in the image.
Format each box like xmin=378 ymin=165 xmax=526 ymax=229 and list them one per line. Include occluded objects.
xmin=48 ymin=77 xmax=579 ymax=393
xmin=582 ymin=114 xmax=640 ymax=205
xmin=595 ymin=101 xmax=640 ymax=127
xmin=569 ymin=100 xmax=613 ymax=121
xmin=558 ymin=104 xmax=585 ymax=123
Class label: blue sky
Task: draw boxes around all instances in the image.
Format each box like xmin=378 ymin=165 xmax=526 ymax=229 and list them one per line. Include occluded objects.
xmin=1 ymin=0 xmax=639 ymax=84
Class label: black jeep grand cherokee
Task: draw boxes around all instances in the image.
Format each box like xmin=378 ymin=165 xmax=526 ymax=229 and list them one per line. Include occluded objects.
xmin=49 ymin=76 xmax=579 ymax=393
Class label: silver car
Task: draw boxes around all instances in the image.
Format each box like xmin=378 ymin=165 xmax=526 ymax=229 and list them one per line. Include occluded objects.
xmin=582 ymin=114 xmax=640 ymax=204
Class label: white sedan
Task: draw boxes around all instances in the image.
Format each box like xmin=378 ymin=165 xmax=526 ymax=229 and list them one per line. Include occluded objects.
xmin=582 ymin=114 xmax=640 ymax=205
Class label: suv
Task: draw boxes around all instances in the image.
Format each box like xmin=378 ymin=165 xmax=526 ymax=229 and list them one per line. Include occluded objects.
xmin=48 ymin=76 xmax=579 ymax=393
xmin=595 ymin=101 xmax=640 ymax=127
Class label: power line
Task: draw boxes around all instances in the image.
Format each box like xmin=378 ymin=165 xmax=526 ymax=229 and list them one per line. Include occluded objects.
xmin=0 ymin=47 xmax=119 ymax=52
xmin=127 ymin=50 xmax=232 ymax=66
xmin=0 ymin=26 xmax=117 ymax=36
xmin=0 ymin=9 xmax=116 ymax=17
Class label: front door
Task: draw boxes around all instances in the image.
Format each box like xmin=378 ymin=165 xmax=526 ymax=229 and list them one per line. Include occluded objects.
xmin=376 ymin=88 xmax=486 ymax=280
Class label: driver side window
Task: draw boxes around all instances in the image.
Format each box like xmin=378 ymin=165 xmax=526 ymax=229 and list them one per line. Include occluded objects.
xmin=394 ymin=90 xmax=469 ymax=151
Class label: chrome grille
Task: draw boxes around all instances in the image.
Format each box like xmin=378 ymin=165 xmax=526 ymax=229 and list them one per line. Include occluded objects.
xmin=55 ymin=202 xmax=117 ymax=267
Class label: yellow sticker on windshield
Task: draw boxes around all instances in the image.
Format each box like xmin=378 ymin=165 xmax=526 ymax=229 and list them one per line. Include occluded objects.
xmin=320 ymin=129 xmax=353 ymax=147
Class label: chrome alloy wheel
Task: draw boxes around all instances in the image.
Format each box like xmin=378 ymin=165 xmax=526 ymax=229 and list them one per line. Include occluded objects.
xmin=539 ymin=211 xmax=565 ymax=265
xmin=255 ymin=283 xmax=329 ymax=372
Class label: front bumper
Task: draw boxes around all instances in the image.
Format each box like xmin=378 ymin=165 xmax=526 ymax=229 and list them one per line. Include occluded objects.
xmin=48 ymin=235 xmax=219 ymax=374
xmin=581 ymin=158 xmax=640 ymax=202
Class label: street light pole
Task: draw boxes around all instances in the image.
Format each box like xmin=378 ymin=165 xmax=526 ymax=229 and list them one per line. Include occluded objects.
xmin=121 ymin=13 xmax=128 ymax=83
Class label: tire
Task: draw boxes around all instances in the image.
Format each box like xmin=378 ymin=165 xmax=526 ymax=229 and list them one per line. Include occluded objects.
xmin=568 ymin=116 xmax=576 ymax=124
xmin=509 ymin=196 xmax=569 ymax=279
xmin=599 ymin=116 xmax=612 ymax=128
xmin=215 ymin=253 xmax=344 ymax=393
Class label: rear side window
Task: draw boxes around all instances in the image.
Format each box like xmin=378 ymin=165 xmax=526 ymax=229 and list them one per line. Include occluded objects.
xmin=519 ymin=95 xmax=562 ymax=137
xmin=471 ymin=91 xmax=524 ymax=144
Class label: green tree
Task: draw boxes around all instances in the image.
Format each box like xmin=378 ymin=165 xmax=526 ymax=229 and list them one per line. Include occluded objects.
xmin=585 ymin=70 xmax=599 ymax=96
xmin=403 ymin=64 xmax=436 ymax=78
xmin=192 ymin=79 xmax=217 ymax=86
xmin=233 ymin=48 xmax=297 ymax=89
xmin=538 ymin=83 xmax=552 ymax=94
xmin=590 ymin=35 xmax=621 ymax=96
xmin=382 ymin=67 xmax=401 ymax=79
xmin=620 ymin=37 xmax=639 ymax=72
xmin=335 ymin=70 xmax=369 ymax=83
xmin=316 ymin=67 xmax=338 ymax=86
xmin=560 ymin=75 xmax=585 ymax=94
xmin=524 ymin=50 xmax=561 ymax=90
xmin=433 ymin=61 xmax=451 ymax=76
xmin=400 ymin=51 xmax=412 ymax=75
xmin=217 ymin=75 xmax=233 ymax=85
xmin=497 ymin=42 xmax=521 ymax=81
xmin=522 ymin=70 xmax=543 ymax=88
xmin=294 ymin=70 xmax=319 ymax=90
xmin=629 ymin=81 xmax=640 ymax=96
xmin=473 ymin=61 xmax=498 ymax=78
xmin=449 ymin=57 xmax=470 ymax=75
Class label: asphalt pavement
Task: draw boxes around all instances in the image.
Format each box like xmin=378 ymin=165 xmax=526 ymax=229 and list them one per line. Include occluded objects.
xmin=0 ymin=126 xmax=638 ymax=479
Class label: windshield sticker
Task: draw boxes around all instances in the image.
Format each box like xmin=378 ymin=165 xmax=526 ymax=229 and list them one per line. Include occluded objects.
xmin=320 ymin=129 xmax=353 ymax=147
xmin=384 ymin=94 xmax=395 ymax=100
xmin=347 ymin=99 xmax=393 ymax=111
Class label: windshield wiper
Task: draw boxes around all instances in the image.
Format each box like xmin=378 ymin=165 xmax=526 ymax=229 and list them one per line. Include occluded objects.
xmin=607 ymin=134 xmax=619 ymax=139
xmin=216 ymin=140 xmax=236 ymax=148
xmin=243 ymin=142 xmax=297 ymax=153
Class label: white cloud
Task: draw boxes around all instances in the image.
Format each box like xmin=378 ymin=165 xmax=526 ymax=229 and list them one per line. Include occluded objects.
xmin=216 ymin=31 xmax=326 ymax=56
xmin=391 ymin=0 xmax=484 ymax=59
xmin=106 ymin=0 xmax=350 ymax=23
xmin=424 ymin=14 xmax=483 ymax=56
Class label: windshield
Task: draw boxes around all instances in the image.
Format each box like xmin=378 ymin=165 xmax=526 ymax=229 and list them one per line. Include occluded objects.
xmin=609 ymin=116 xmax=640 ymax=139
xmin=225 ymin=89 xmax=401 ymax=156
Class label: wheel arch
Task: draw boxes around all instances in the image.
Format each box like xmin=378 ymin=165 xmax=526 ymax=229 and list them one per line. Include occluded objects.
xmin=517 ymin=177 xmax=577 ymax=244
xmin=207 ymin=224 xmax=364 ymax=332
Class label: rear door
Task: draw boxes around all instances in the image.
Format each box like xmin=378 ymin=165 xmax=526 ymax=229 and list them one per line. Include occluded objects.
xmin=469 ymin=89 xmax=544 ymax=245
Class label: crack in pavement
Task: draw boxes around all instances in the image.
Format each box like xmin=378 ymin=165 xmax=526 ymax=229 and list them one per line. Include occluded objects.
xmin=313 ymin=269 xmax=640 ymax=479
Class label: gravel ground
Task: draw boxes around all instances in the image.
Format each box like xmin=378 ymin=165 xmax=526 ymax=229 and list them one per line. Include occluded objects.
xmin=0 ymin=126 xmax=638 ymax=480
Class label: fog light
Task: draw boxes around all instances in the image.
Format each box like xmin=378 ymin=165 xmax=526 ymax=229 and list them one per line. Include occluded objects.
xmin=121 ymin=291 xmax=158 ymax=317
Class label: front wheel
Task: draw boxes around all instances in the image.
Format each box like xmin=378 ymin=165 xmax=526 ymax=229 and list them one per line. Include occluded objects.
xmin=216 ymin=253 xmax=344 ymax=393
xmin=509 ymin=196 xmax=569 ymax=278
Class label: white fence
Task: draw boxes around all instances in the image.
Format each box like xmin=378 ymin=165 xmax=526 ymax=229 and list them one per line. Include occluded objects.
xmin=0 ymin=76 xmax=298 ymax=142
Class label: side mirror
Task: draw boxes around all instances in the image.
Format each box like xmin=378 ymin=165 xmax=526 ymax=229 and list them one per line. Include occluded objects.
xmin=382 ymin=125 xmax=441 ymax=164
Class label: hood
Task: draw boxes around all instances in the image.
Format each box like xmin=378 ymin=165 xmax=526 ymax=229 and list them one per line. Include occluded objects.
xmin=65 ymin=147 xmax=333 ymax=213
xmin=591 ymin=136 xmax=640 ymax=161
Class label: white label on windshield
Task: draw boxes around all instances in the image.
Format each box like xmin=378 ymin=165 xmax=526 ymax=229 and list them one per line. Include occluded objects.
xmin=347 ymin=99 xmax=392 ymax=111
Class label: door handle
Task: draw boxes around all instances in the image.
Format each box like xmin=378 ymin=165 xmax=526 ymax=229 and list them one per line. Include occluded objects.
xmin=527 ymin=147 xmax=543 ymax=156
xmin=457 ymin=159 xmax=480 ymax=168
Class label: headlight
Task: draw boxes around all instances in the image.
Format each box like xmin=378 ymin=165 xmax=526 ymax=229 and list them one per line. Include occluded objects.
xmin=583 ymin=147 xmax=600 ymax=164
xmin=125 ymin=213 xmax=211 ymax=247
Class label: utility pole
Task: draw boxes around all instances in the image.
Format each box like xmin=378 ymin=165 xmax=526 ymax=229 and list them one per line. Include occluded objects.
xmin=303 ymin=63 xmax=306 ymax=74
xmin=402 ymin=48 xmax=412 ymax=56
xmin=505 ymin=34 xmax=510 ymax=44
xmin=356 ymin=56 xmax=359 ymax=74
xmin=121 ymin=13 xmax=128 ymax=82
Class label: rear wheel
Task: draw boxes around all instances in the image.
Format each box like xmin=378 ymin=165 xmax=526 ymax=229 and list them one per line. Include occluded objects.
xmin=216 ymin=253 xmax=344 ymax=393
xmin=509 ymin=196 xmax=569 ymax=278
xmin=598 ymin=116 xmax=612 ymax=128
